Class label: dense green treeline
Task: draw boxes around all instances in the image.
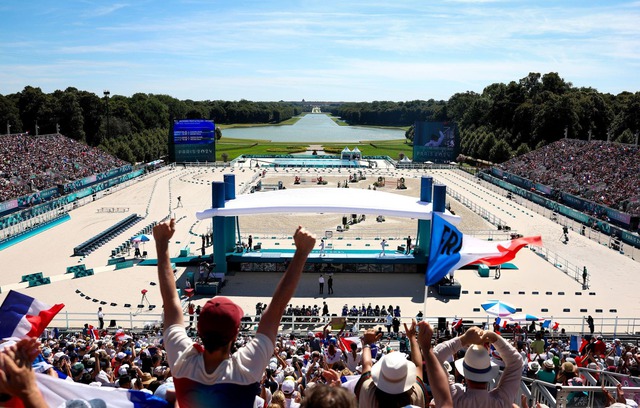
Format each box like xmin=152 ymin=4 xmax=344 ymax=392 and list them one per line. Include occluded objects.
xmin=0 ymin=86 xmax=302 ymax=162
xmin=2 ymin=73 xmax=638 ymax=164
xmin=331 ymin=72 xmax=640 ymax=163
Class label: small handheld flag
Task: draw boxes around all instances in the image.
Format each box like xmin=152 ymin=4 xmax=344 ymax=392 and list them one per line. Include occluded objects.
xmin=0 ymin=290 xmax=64 ymax=340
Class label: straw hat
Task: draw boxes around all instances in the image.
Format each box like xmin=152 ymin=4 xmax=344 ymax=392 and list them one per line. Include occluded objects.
xmin=454 ymin=345 xmax=500 ymax=383
xmin=370 ymin=352 xmax=416 ymax=394
xmin=562 ymin=361 xmax=575 ymax=374
xmin=140 ymin=372 xmax=157 ymax=385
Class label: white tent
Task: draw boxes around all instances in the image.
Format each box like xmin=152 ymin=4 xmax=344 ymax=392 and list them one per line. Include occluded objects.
xmin=196 ymin=188 xmax=459 ymax=223
xmin=400 ymin=157 xmax=412 ymax=163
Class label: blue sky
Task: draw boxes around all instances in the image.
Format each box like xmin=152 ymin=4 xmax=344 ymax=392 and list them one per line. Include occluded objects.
xmin=1 ymin=1 xmax=639 ymax=101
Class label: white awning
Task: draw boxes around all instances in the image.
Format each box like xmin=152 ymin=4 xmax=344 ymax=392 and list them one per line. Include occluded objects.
xmin=196 ymin=187 xmax=459 ymax=223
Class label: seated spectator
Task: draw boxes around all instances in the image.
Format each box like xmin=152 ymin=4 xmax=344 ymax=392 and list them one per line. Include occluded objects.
xmin=500 ymin=139 xmax=640 ymax=217
xmin=0 ymin=134 xmax=127 ymax=202
xmin=537 ymin=359 xmax=556 ymax=383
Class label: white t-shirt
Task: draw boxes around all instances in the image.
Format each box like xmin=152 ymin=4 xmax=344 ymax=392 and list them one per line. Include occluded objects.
xmin=344 ymin=351 xmax=362 ymax=372
xmin=324 ymin=348 xmax=343 ymax=365
xmin=164 ymin=324 xmax=272 ymax=385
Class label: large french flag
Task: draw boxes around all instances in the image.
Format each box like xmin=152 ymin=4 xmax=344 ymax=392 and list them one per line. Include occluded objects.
xmin=12 ymin=372 xmax=169 ymax=408
xmin=0 ymin=290 xmax=64 ymax=340
xmin=426 ymin=214 xmax=541 ymax=286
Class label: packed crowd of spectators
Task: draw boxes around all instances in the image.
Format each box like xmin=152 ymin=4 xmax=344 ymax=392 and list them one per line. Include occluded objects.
xmin=0 ymin=134 xmax=127 ymax=203
xmin=500 ymin=139 xmax=640 ymax=216
xmin=3 ymin=221 xmax=638 ymax=407
xmin=2 ymin=315 xmax=638 ymax=407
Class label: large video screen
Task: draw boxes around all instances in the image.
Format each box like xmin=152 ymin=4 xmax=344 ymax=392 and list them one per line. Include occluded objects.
xmin=171 ymin=119 xmax=216 ymax=162
xmin=413 ymin=121 xmax=459 ymax=163
xmin=173 ymin=119 xmax=215 ymax=144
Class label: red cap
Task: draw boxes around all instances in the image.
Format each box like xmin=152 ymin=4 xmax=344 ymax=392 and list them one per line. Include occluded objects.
xmin=197 ymin=297 xmax=243 ymax=344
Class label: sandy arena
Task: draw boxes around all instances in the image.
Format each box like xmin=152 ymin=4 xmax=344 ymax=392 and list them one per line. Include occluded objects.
xmin=0 ymin=163 xmax=637 ymax=335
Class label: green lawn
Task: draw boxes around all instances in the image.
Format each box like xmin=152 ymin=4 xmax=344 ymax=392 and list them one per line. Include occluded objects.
xmin=215 ymin=137 xmax=413 ymax=161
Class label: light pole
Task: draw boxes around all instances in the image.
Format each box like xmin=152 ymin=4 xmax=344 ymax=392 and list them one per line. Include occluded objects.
xmin=35 ymin=120 xmax=39 ymax=136
xmin=103 ymin=90 xmax=111 ymax=140
xmin=6 ymin=122 xmax=10 ymax=136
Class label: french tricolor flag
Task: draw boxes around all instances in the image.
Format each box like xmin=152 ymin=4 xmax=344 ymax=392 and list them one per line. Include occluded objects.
xmin=0 ymin=290 xmax=64 ymax=341
xmin=451 ymin=318 xmax=463 ymax=329
xmin=338 ymin=336 xmax=362 ymax=353
xmin=495 ymin=317 xmax=508 ymax=328
xmin=426 ymin=214 xmax=541 ymax=286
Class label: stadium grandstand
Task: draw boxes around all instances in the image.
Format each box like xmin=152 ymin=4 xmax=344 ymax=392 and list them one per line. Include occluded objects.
xmin=0 ymin=133 xmax=127 ymax=203
xmin=1 ymin=139 xmax=639 ymax=407
xmin=499 ymin=139 xmax=640 ymax=217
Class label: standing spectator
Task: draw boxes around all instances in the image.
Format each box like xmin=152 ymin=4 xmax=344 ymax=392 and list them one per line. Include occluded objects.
xmin=319 ymin=239 xmax=325 ymax=256
xmin=247 ymin=235 xmax=253 ymax=252
xmin=392 ymin=316 xmax=401 ymax=339
xmin=385 ymin=313 xmax=393 ymax=337
xmin=187 ymin=302 xmax=195 ymax=327
xmin=406 ymin=236 xmax=412 ymax=254
xmin=134 ymin=241 xmax=141 ymax=258
xmin=97 ymin=307 xmax=104 ymax=330
xmin=582 ymin=267 xmax=588 ymax=288
xmin=433 ymin=327 xmax=523 ymax=407
xmin=322 ymin=301 xmax=329 ymax=316
xmin=318 ymin=274 xmax=324 ymax=295
xmin=356 ymin=329 xmax=426 ymax=407
xmin=586 ymin=315 xmax=595 ymax=335
xmin=344 ymin=343 xmax=362 ymax=373
xmin=399 ymin=332 xmax=410 ymax=353
xmin=327 ymin=275 xmax=333 ymax=295
xmin=153 ymin=220 xmax=315 ymax=407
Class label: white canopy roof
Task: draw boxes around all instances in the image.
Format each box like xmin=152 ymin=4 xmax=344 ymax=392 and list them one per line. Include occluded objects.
xmin=196 ymin=187 xmax=459 ymax=223
xmin=342 ymin=147 xmax=351 ymax=152
xmin=400 ymin=157 xmax=412 ymax=162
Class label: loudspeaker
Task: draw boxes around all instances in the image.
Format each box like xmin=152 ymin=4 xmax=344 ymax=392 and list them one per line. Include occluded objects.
xmin=438 ymin=317 xmax=446 ymax=331
xmin=109 ymin=320 xmax=117 ymax=328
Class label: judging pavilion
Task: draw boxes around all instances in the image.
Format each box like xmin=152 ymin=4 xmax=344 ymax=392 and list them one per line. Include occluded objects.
xmin=194 ymin=174 xmax=457 ymax=280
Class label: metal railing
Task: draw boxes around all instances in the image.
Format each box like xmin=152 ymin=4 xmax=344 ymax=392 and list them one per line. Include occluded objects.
xmin=47 ymin=312 xmax=640 ymax=337
xmin=528 ymin=245 xmax=589 ymax=288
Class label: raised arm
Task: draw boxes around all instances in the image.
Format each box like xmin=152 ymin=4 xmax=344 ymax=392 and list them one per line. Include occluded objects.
xmin=360 ymin=329 xmax=382 ymax=374
xmin=153 ymin=219 xmax=183 ymax=329
xmin=404 ymin=319 xmax=422 ymax=371
xmin=257 ymin=226 xmax=315 ymax=344
xmin=418 ymin=321 xmax=453 ymax=408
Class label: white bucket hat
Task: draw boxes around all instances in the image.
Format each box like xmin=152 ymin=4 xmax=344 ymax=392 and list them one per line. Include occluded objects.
xmin=454 ymin=345 xmax=500 ymax=383
xmin=370 ymin=352 xmax=416 ymax=394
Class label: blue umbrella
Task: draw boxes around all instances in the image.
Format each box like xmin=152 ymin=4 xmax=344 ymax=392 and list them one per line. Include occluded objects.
xmin=509 ymin=313 xmax=541 ymax=322
xmin=481 ymin=300 xmax=517 ymax=317
xmin=131 ymin=234 xmax=152 ymax=243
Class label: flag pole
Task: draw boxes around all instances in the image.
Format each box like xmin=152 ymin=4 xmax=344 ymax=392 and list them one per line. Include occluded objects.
xmin=419 ymin=176 xmax=434 ymax=321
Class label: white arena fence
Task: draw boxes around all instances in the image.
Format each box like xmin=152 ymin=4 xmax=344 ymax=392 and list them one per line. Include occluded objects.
xmin=48 ymin=312 xmax=640 ymax=338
